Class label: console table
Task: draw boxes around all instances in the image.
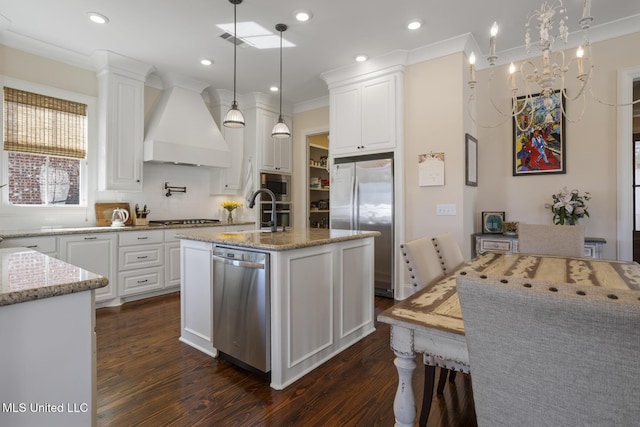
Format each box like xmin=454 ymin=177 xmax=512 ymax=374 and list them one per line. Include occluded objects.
xmin=472 ymin=233 xmax=606 ymax=259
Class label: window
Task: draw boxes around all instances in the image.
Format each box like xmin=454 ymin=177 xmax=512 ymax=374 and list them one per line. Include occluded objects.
xmin=3 ymin=87 xmax=87 ymax=206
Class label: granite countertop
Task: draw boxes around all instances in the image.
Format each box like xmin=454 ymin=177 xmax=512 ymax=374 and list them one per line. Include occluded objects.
xmin=0 ymin=221 xmax=255 ymax=239
xmin=176 ymin=227 xmax=381 ymax=251
xmin=0 ymin=247 xmax=108 ymax=306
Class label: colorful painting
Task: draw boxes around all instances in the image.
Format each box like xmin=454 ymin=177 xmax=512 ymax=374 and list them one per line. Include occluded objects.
xmin=513 ymin=91 xmax=566 ymax=176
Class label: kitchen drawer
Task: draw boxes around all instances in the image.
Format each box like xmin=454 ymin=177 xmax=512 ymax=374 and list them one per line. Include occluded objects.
xmin=0 ymin=236 xmax=57 ymax=254
xmin=119 ymin=266 xmax=164 ymax=296
xmin=119 ymin=230 xmax=164 ymax=246
xmin=478 ymin=238 xmax=515 ymax=253
xmin=118 ymin=244 xmax=163 ymax=270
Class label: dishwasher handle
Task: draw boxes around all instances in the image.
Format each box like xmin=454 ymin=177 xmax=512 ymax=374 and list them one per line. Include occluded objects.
xmin=212 ymin=254 xmax=265 ymax=269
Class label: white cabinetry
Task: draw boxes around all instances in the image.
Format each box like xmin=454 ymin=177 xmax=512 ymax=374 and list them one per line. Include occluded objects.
xmin=0 ymin=290 xmax=96 ymax=427
xmin=179 ymin=239 xmax=215 ymax=356
xmin=118 ymin=230 xmax=164 ymax=297
xmin=92 ymin=51 xmax=152 ymax=191
xmin=0 ymin=236 xmax=57 ymax=257
xmin=258 ymin=108 xmax=292 ymax=173
xmin=164 ymin=228 xmax=200 ymax=290
xmin=208 ymin=89 xmax=245 ymax=195
xmin=59 ymin=233 xmax=118 ymax=303
xmin=328 ymin=71 xmax=401 ymax=157
xmin=243 ymin=93 xmax=293 ymax=175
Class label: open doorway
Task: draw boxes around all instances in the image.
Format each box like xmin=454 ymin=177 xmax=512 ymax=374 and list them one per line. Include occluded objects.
xmin=307 ymin=132 xmax=330 ymax=228
xmin=631 ymin=80 xmax=640 ymax=262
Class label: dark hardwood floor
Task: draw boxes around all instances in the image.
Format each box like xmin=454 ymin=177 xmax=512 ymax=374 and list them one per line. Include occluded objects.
xmin=96 ymin=293 xmax=477 ymax=426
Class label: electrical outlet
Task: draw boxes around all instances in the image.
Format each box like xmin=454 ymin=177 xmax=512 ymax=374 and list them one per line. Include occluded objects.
xmin=436 ymin=204 xmax=457 ymax=216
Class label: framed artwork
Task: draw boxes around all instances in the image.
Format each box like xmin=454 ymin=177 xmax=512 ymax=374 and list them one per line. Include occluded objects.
xmin=482 ymin=211 xmax=505 ymax=234
xmin=513 ymin=90 xmax=566 ymax=176
xmin=465 ymin=133 xmax=478 ymax=186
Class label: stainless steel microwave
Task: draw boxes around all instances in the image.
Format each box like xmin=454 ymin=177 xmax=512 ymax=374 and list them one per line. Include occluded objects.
xmin=261 ymin=173 xmax=290 ymax=202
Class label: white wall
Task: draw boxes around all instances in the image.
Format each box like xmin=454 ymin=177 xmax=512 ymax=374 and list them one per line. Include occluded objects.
xmin=475 ymin=31 xmax=640 ymax=260
xmin=403 ymin=53 xmax=476 ymax=257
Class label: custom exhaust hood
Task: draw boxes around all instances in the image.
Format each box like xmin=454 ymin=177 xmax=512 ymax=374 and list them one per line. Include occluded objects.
xmin=144 ymin=73 xmax=230 ymax=167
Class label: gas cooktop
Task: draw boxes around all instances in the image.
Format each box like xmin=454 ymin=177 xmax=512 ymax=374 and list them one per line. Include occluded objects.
xmin=148 ymin=219 xmax=221 ymax=225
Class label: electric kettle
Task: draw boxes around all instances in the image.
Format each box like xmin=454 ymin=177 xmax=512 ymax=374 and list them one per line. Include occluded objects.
xmin=111 ymin=208 xmax=129 ymax=227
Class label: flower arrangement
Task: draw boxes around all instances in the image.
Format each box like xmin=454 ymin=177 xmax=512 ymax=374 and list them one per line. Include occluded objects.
xmin=545 ymin=187 xmax=590 ymax=225
xmin=221 ymin=201 xmax=242 ymax=223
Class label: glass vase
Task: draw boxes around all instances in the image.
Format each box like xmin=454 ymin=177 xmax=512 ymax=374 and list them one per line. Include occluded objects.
xmin=227 ymin=210 xmax=233 ymax=223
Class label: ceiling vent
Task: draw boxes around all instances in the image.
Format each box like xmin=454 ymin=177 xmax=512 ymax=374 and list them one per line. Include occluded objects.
xmin=219 ymin=32 xmax=251 ymax=48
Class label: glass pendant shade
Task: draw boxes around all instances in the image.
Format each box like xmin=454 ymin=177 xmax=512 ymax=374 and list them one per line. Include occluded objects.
xmin=272 ymin=115 xmax=291 ymax=138
xmin=272 ymin=23 xmax=290 ymax=139
xmin=223 ymin=101 xmax=245 ymax=128
xmin=224 ymin=0 xmax=244 ymax=128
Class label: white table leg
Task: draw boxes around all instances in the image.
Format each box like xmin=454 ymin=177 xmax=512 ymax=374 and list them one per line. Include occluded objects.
xmin=393 ymin=351 xmax=417 ymax=427
xmin=390 ymin=325 xmax=417 ymax=427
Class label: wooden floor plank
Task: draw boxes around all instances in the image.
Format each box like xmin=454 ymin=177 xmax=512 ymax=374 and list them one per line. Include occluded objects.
xmin=96 ymin=292 xmax=477 ymax=426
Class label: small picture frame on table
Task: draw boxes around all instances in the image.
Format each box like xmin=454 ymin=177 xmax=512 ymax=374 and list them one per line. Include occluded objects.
xmin=482 ymin=211 xmax=505 ymax=234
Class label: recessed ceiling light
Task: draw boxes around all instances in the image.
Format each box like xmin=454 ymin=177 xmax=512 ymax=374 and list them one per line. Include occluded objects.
xmin=355 ymin=55 xmax=368 ymax=63
xmin=87 ymin=12 xmax=109 ymax=25
xmin=200 ymin=59 xmax=213 ymax=66
xmin=294 ymin=10 xmax=313 ymax=22
xmin=407 ymin=19 xmax=423 ymax=30
xmin=270 ymin=86 xmax=279 ymax=92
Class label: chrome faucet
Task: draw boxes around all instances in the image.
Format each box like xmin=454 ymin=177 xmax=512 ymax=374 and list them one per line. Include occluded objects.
xmin=247 ymin=188 xmax=278 ymax=232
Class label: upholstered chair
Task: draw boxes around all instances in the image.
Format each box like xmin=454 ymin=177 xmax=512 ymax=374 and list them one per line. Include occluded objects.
xmin=457 ymin=274 xmax=640 ymax=427
xmin=400 ymin=236 xmax=469 ymax=427
xmin=432 ymin=232 xmax=465 ymax=274
xmin=517 ymin=223 xmax=585 ymax=257
xmin=400 ymin=236 xmax=444 ymax=290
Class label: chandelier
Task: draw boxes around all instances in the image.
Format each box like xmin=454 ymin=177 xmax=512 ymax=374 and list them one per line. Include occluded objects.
xmin=468 ymin=0 xmax=639 ymax=131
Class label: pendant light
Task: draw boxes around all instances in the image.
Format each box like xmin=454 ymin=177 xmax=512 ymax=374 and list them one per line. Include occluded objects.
xmin=223 ymin=0 xmax=245 ymax=128
xmin=271 ymin=23 xmax=291 ymax=138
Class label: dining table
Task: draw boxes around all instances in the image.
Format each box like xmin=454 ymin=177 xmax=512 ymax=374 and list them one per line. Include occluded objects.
xmin=377 ymin=251 xmax=640 ymax=427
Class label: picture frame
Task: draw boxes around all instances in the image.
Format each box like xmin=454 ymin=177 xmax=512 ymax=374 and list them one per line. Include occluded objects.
xmin=465 ymin=133 xmax=478 ymax=186
xmin=482 ymin=211 xmax=505 ymax=234
xmin=513 ymin=90 xmax=566 ymax=176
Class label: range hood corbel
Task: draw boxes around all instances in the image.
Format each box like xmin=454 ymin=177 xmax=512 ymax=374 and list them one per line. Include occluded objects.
xmin=144 ymin=73 xmax=230 ymax=168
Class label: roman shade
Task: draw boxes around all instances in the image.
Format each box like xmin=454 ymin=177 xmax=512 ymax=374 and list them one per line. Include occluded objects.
xmin=3 ymin=87 xmax=87 ymax=159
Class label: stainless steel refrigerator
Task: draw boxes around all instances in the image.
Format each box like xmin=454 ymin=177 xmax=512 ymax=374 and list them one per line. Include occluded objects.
xmin=330 ymin=152 xmax=394 ymax=298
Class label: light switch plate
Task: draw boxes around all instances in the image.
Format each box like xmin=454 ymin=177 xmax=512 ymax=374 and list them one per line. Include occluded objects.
xmin=436 ymin=204 xmax=457 ymax=216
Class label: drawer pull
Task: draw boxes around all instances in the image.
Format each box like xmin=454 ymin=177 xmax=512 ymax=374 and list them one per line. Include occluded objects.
xmin=137 ymin=279 xmax=148 ymax=284
xmin=137 ymin=256 xmax=149 ymax=259
xmin=26 ymin=245 xmax=38 ymax=248
xmin=84 ymin=237 xmax=97 ymax=240
xmin=137 ymin=237 xmax=149 ymax=240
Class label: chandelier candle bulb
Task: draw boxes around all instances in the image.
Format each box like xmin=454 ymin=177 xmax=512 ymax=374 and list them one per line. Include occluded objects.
xmin=576 ymin=45 xmax=585 ymax=75
xmin=489 ymin=22 xmax=498 ymax=64
xmin=509 ymin=62 xmax=517 ymax=90
xmin=469 ymin=52 xmax=476 ymax=86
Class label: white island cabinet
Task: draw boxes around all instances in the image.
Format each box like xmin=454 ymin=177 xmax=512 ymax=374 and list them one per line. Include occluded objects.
xmin=178 ymin=227 xmax=379 ymax=390
xmin=0 ymin=248 xmax=108 ymax=427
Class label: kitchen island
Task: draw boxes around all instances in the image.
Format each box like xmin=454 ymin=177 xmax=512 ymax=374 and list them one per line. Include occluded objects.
xmin=0 ymin=247 xmax=108 ymax=427
xmin=176 ymin=227 xmax=380 ymax=389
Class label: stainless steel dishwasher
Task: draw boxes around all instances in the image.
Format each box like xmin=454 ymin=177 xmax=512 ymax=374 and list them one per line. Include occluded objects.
xmin=212 ymin=245 xmax=270 ymax=373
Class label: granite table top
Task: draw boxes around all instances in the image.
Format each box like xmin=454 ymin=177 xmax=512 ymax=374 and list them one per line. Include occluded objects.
xmin=0 ymin=221 xmax=255 ymax=239
xmin=176 ymin=227 xmax=381 ymax=251
xmin=0 ymin=247 xmax=108 ymax=307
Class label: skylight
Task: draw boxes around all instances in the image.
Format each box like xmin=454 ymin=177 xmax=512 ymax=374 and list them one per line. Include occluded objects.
xmin=217 ymin=21 xmax=295 ymax=49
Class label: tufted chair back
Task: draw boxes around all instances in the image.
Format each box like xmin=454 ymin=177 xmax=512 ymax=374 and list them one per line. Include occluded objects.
xmin=518 ymin=223 xmax=585 ymax=257
xmin=457 ymin=274 xmax=640 ymax=427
